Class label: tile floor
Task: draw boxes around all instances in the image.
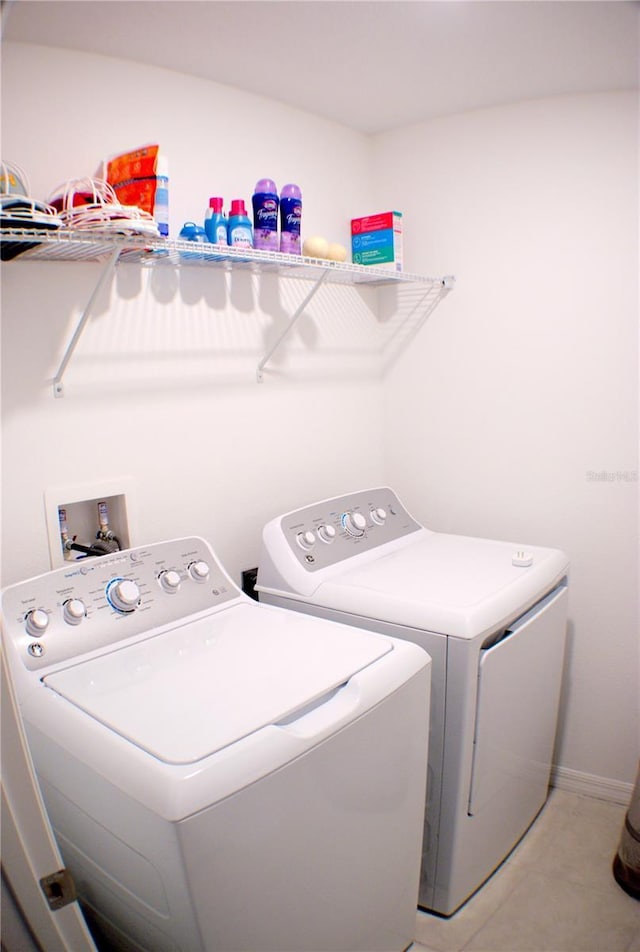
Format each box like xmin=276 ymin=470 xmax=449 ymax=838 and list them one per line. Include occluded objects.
xmin=412 ymin=789 xmax=640 ymax=952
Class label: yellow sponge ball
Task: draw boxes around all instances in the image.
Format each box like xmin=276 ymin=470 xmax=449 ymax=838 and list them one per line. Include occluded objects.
xmin=303 ymin=236 xmax=329 ymax=259
xmin=327 ymin=243 xmax=348 ymax=262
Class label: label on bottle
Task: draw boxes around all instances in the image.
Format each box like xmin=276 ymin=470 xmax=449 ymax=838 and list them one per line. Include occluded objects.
xmin=229 ymin=225 xmax=253 ymax=249
xmin=279 ymin=197 xmax=302 ymax=253
xmin=255 ymin=199 xmax=278 ymax=228
xmin=253 ymin=195 xmax=279 ymax=250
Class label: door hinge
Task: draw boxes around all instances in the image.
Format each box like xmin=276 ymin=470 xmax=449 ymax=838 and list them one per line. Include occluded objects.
xmin=40 ymin=867 xmax=77 ymax=910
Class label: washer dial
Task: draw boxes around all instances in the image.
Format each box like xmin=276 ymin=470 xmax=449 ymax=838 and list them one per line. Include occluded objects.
xmin=25 ymin=608 xmax=49 ymax=638
xmin=63 ymin=598 xmax=86 ymax=626
xmin=107 ymin=578 xmax=141 ymax=613
xmin=159 ymin=569 xmax=181 ymax=593
xmin=188 ymin=560 xmax=210 ymax=583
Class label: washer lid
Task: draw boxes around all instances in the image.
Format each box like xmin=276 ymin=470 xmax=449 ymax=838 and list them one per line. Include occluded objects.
xmin=43 ymin=603 xmax=392 ymax=765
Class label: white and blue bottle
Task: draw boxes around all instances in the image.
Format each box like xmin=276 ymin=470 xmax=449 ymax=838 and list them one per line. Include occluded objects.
xmin=204 ymin=196 xmax=228 ymax=246
xmin=227 ymin=199 xmax=253 ymax=256
xmin=154 ymin=155 xmax=169 ymax=237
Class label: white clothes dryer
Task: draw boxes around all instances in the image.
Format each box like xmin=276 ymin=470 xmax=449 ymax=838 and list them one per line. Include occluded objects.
xmin=257 ymin=487 xmax=569 ymax=916
xmin=1 ymin=536 xmax=431 ymax=952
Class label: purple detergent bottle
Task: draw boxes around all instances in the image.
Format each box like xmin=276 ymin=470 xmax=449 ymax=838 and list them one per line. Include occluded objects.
xmin=279 ymin=183 xmax=302 ymax=255
xmin=252 ymin=178 xmax=279 ymax=251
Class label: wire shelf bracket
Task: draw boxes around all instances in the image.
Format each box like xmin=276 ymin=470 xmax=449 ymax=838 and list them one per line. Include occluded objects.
xmin=256 ymin=269 xmax=330 ymax=382
xmin=0 ymin=230 xmax=456 ymax=393
xmin=52 ymin=248 xmax=120 ymax=398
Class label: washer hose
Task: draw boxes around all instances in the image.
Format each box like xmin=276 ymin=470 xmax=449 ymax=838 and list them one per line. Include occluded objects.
xmin=64 ymin=540 xmax=114 ymax=558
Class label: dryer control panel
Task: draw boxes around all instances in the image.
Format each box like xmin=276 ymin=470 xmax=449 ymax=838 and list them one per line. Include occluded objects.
xmin=1 ymin=537 xmax=239 ymax=671
xmin=272 ymin=487 xmax=422 ymax=573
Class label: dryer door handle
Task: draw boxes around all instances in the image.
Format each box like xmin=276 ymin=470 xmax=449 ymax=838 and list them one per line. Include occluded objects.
xmin=467 ymin=583 xmax=568 ymax=817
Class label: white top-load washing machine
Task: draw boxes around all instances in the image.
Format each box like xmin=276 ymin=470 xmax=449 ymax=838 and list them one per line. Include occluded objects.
xmin=1 ymin=536 xmax=431 ymax=952
xmin=257 ymin=487 xmax=569 ymax=917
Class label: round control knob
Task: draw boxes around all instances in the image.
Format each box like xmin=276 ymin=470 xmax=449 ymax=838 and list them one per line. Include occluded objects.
xmin=63 ymin=598 xmax=86 ymax=626
xmin=107 ymin=578 xmax=140 ymax=613
xmin=370 ymin=507 xmax=387 ymax=525
xmin=296 ymin=530 xmax=316 ymax=550
xmin=189 ymin=560 xmax=210 ymax=583
xmin=342 ymin=511 xmax=367 ymax=537
xmin=25 ymin=608 xmax=49 ymax=638
xmin=159 ymin=569 xmax=181 ymax=593
xmin=318 ymin=524 xmax=337 ymax=544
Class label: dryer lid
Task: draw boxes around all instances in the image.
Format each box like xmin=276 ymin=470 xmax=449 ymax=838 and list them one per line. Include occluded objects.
xmin=314 ymin=534 xmax=568 ymax=638
xmin=43 ymin=603 xmax=392 ymax=765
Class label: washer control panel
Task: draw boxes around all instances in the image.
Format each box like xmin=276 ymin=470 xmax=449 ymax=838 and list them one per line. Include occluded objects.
xmin=277 ymin=487 xmax=421 ymax=572
xmin=1 ymin=538 xmax=238 ymax=671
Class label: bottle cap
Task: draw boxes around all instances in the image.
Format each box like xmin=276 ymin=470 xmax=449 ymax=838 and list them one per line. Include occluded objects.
xmin=209 ymin=197 xmax=224 ymax=212
xmin=280 ymin=183 xmax=301 ymax=199
xmin=255 ymin=178 xmax=277 ymax=195
xmin=230 ymin=199 xmax=247 ymax=216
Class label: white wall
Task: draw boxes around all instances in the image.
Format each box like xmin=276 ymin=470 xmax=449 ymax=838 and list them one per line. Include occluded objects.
xmin=374 ymin=93 xmax=639 ymax=787
xmin=2 ymin=43 xmax=637 ymax=790
xmin=1 ymin=43 xmax=385 ymax=586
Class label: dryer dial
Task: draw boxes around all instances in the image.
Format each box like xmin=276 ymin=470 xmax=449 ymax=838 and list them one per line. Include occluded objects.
xmin=369 ymin=507 xmax=387 ymax=525
xmin=341 ymin=511 xmax=367 ymax=537
xmin=107 ymin=578 xmax=140 ymax=613
xmin=317 ymin=524 xmax=337 ymax=544
xmin=296 ymin=530 xmax=316 ymax=550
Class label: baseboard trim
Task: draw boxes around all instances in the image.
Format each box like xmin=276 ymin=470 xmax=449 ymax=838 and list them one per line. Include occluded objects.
xmin=551 ymin=764 xmax=634 ymax=805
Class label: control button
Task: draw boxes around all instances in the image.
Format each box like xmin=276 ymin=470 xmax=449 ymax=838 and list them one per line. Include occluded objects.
xmin=317 ymin=524 xmax=337 ymax=544
xmin=296 ymin=530 xmax=316 ymax=550
xmin=107 ymin=578 xmax=140 ymax=613
xmin=159 ymin=569 xmax=181 ymax=593
xmin=28 ymin=642 xmax=45 ymax=658
xmin=189 ymin=560 xmax=210 ymax=583
xmin=369 ymin=507 xmax=387 ymax=525
xmin=25 ymin=609 xmax=49 ymax=638
xmin=342 ymin=511 xmax=367 ymax=537
xmin=63 ymin=598 xmax=86 ymax=626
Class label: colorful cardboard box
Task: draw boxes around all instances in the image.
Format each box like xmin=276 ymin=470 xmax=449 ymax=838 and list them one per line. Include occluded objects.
xmin=351 ymin=211 xmax=403 ymax=270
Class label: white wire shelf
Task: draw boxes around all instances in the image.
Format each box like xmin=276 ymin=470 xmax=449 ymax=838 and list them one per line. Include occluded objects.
xmin=1 ymin=227 xmax=454 ymax=289
xmin=1 ymin=227 xmax=455 ymax=391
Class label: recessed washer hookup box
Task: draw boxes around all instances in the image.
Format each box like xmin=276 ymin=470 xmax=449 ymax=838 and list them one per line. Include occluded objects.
xmin=351 ymin=211 xmax=403 ymax=270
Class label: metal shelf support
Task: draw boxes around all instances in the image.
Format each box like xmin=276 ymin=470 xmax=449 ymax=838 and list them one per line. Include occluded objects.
xmin=256 ymin=269 xmax=330 ymax=382
xmin=52 ymin=248 xmax=120 ymax=397
xmin=1 ymin=231 xmax=455 ymax=391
